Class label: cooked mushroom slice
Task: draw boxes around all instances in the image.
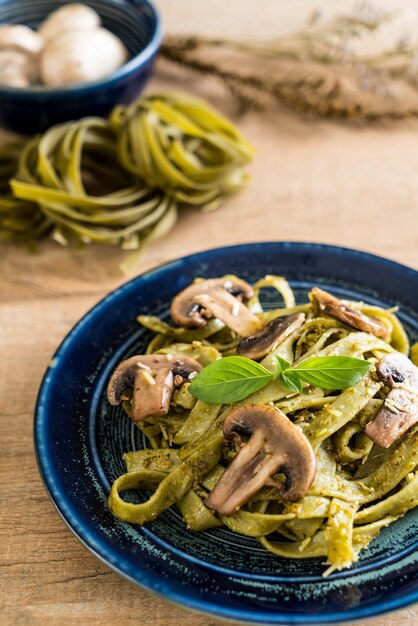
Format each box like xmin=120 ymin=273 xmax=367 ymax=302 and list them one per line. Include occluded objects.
xmin=364 ymin=352 xmax=418 ymax=448
xmin=237 ymin=312 xmax=305 ymax=360
xmin=107 ymin=354 xmax=202 ymax=422
xmin=170 ymin=277 xmax=261 ymax=337
xmin=311 ymin=287 xmax=387 ymax=338
xmin=205 ymin=404 xmax=316 ymax=516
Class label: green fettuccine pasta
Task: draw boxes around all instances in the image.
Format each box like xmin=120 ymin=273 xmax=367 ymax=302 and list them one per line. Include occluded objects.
xmin=1 ymin=94 xmax=253 ymax=270
xmin=108 ymin=275 xmax=418 ymax=576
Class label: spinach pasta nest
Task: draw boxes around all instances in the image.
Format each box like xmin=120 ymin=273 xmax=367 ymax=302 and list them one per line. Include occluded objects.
xmin=107 ymin=275 xmax=418 ymax=576
xmin=0 ymin=140 xmax=50 ymax=244
xmin=110 ymin=93 xmax=255 ymax=207
xmin=0 ymin=93 xmax=254 ymax=265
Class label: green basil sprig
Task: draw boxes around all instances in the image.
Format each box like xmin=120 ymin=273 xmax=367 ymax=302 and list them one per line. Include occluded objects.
xmin=189 ymin=354 xmax=371 ymax=404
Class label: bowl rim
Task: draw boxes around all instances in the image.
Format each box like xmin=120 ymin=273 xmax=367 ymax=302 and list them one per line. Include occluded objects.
xmin=0 ymin=0 xmax=162 ymax=97
xmin=34 ymin=241 xmax=418 ymax=625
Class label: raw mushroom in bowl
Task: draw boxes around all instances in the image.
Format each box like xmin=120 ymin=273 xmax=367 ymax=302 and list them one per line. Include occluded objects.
xmin=0 ymin=49 xmax=39 ymax=87
xmin=0 ymin=24 xmax=43 ymax=55
xmin=0 ymin=3 xmax=129 ymax=88
xmin=0 ymin=24 xmax=43 ymax=86
xmin=38 ymin=3 xmax=101 ymax=41
xmin=40 ymin=28 xmax=128 ymax=86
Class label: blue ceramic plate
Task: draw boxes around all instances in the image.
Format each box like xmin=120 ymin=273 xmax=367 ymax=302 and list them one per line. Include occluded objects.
xmin=35 ymin=242 xmax=418 ymax=625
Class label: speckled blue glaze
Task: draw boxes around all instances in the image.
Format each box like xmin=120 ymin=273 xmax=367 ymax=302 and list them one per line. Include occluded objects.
xmin=34 ymin=242 xmax=418 ymax=625
xmin=0 ymin=0 xmax=161 ymax=133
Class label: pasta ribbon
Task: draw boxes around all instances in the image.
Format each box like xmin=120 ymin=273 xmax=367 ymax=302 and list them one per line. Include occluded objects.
xmin=108 ymin=276 xmax=418 ymax=574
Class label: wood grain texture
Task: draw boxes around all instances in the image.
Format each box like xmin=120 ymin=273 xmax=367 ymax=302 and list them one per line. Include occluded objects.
xmin=1 ymin=1 xmax=418 ymax=625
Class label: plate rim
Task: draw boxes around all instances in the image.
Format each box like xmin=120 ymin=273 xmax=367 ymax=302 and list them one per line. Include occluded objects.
xmin=34 ymin=241 xmax=418 ymax=625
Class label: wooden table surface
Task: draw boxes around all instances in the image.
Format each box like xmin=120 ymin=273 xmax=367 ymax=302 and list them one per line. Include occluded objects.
xmin=1 ymin=2 xmax=418 ymax=625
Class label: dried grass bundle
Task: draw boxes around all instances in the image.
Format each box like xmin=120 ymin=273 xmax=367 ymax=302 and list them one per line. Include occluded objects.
xmin=160 ymin=4 xmax=418 ymax=119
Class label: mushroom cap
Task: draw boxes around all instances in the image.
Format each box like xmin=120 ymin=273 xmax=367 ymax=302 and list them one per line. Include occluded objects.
xmin=170 ymin=277 xmax=254 ymax=329
xmin=311 ymin=287 xmax=387 ymax=338
xmin=376 ymin=352 xmax=417 ymax=387
xmin=237 ymin=312 xmax=305 ymax=360
xmin=40 ymin=28 xmax=128 ymax=87
xmin=364 ymin=352 xmax=418 ymax=448
xmin=107 ymin=354 xmax=202 ymax=406
xmin=38 ymin=3 xmax=101 ymax=41
xmin=205 ymin=404 xmax=317 ymax=516
xmin=0 ymin=24 xmax=44 ymax=55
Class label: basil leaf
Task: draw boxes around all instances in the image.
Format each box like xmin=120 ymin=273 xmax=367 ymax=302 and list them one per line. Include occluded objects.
xmin=293 ymin=356 xmax=372 ymax=389
xmin=189 ymin=356 xmax=274 ymax=404
xmin=189 ymin=354 xmax=372 ymax=404
xmin=279 ymin=371 xmax=303 ymax=394
xmin=275 ymin=355 xmax=291 ymax=376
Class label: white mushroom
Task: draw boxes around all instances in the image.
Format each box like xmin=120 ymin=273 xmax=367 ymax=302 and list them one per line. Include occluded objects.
xmin=0 ymin=67 xmax=29 ymax=87
xmin=0 ymin=24 xmax=44 ymax=55
xmin=0 ymin=50 xmax=39 ymax=86
xmin=38 ymin=3 xmax=101 ymax=41
xmin=40 ymin=28 xmax=128 ymax=86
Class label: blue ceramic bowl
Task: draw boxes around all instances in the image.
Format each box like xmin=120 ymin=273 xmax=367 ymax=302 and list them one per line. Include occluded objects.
xmin=34 ymin=243 xmax=418 ymax=625
xmin=0 ymin=0 xmax=161 ymax=133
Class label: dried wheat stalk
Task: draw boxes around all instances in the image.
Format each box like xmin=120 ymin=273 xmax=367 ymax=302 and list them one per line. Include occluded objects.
xmin=159 ymin=5 xmax=418 ymax=119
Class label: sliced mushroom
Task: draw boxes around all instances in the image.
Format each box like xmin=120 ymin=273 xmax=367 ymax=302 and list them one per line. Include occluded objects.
xmin=311 ymin=287 xmax=387 ymax=338
xmin=205 ymin=404 xmax=316 ymax=516
xmin=107 ymin=354 xmax=202 ymax=422
xmin=170 ymin=277 xmax=261 ymax=337
xmin=237 ymin=312 xmax=306 ymax=360
xmin=364 ymin=352 xmax=418 ymax=448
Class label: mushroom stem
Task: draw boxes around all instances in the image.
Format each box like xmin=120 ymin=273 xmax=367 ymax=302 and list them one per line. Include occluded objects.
xmin=205 ymin=429 xmax=278 ymax=515
xmin=132 ymin=368 xmax=174 ymax=422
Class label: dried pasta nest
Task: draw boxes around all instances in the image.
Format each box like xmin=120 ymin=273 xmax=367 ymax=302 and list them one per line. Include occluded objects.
xmin=110 ymin=93 xmax=255 ymax=208
xmin=10 ymin=118 xmax=175 ymax=255
xmin=0 ymin=141 xmax=49 ymax=245
xmin=0 ymin=92 xmax=254 ymax=269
